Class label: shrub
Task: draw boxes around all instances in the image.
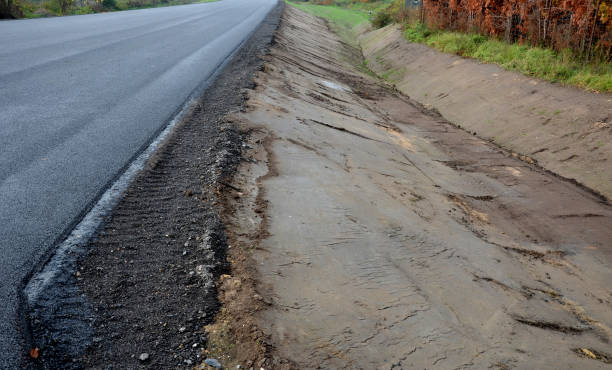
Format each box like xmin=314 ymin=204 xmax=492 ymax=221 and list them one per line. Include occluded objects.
xmin=74 ymin=4 xmax=94 ymax=13
xmin=403 ymin=22 xmax=431 ymax=43
xmin=102 ymin=0 xmax=117 ymax=10
xmin=102 ymin=0 xmax=117 ymax=9
xmin=372 ymin=9 xmax=392 ymax=28
xmin=1 ymin=0 xmax=24 ymax=18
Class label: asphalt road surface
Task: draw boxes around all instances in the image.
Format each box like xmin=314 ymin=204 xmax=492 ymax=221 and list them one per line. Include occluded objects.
xmin=0 ymin=0 xmax=276 ymax=366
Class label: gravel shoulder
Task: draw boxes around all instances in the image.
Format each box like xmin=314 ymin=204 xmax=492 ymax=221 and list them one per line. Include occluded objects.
xmin=214 ymin=6 xmax=612 ymax=369
xmin=25 ymin=2 xmax=283 ymax=368
xmin=2 ymin=2 xmax=277 ymax=368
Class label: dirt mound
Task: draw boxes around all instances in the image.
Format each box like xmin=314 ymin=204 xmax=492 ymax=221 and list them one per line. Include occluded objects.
xmin=360 ymin=25 xmax=612 ymax=200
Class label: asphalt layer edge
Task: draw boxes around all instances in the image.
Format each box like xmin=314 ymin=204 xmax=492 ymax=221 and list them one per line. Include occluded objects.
xmin=22 ymin=1 xmax=284 ymax=367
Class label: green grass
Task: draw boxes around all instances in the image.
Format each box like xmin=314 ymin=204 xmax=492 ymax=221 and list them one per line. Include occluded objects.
xmin=285 ymin=0 xmax=612 ymax=92
xmin=287 ymin=1 xmax=369 ymax=29
xmin=331 ymin=0 xmax=391 ymax=15
xmin=287 ymin=1 xmax=374 ymax=48
xmin=403 ymin=23 xmax=612 ymax=93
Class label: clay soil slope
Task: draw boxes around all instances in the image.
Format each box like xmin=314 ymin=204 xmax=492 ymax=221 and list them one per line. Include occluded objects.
xmin=209 ymin=6 xmax=612 ymax=370
xmin=360 ymin=25 xmax=612 ymax=201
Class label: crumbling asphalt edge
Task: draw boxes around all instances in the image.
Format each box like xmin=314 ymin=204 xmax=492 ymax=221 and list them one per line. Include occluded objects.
xmin=23 ymin=2 xmax=284 ymax=368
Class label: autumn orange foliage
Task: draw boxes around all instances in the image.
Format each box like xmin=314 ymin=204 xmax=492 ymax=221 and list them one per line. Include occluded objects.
xmin=420 ymin=0 xmax=612 ymax=58
xmin=29 ymin=347 xmax=39 ymax=359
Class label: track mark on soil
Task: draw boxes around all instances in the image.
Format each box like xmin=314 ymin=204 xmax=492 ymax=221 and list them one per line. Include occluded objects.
xmin=512 ymin=316 xmax=590 ymax=333
xmin=552 ymin=213 xmax=604 ymax=219
xmin=573 ymin=348 xmax=612 ymax=364
xmin=502 ymin=246 xmax=566 ymax=259
xmin=301 ymin=118 xmax=384 ymax=143
xmin=465 ymin=194 xmax=496 ymax=201
xmin=560 ymin=154 xmax=578 ymax=162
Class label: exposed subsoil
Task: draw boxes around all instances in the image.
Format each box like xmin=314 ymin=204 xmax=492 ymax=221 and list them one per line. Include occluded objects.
xmin=25 ymin=2 xmax=283 ymax=368
xmin=360 ymin=24 xmax=612 ymax=201
xmin=214 ymin=6 xmax=612 ymax=369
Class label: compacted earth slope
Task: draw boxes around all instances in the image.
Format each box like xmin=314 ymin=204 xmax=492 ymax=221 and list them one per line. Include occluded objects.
xmin=211 ymin=6 xmax=612 ymax=370
xmin=360 ymin=25 xmax=612 ymax=201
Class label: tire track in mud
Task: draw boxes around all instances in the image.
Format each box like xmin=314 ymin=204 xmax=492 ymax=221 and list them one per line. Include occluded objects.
xmin=25 ymin=3 xmax=283 ymax=368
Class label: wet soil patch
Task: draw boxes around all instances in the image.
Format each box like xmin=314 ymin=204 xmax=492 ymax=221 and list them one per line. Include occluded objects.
xmin=25 ymin=2 xmax=283 ymax=368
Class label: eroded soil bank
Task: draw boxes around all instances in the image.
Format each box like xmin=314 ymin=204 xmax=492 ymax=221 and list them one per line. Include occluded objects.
xmin=360 ymin=25 xmax=612 ymax=201
xmin=211 ymin=6 xmax=612 ymax=369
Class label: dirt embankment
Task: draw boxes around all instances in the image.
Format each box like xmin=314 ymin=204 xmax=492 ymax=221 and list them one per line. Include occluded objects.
xmin=360 ymin=25 xmax=612 ymax=201
xmin=211 ymin=5 xmax=612 ymax=369
xmin=25 ymin=3 xmax=283 ymax=369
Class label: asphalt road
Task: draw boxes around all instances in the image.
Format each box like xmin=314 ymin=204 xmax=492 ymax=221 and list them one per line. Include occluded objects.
xmin=0 ymin=0 xmax=276 ymax=366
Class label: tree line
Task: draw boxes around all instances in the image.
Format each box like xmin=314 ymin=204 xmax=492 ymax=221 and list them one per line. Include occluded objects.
xmin=415 ymin=0 xmax=612 ymax=60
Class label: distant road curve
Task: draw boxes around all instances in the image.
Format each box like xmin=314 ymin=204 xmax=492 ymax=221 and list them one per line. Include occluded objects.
xmin=0 ymin=0 xmax=276 ymax=366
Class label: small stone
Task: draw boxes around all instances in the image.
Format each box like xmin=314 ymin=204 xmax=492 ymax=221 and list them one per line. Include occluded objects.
xmin=192 ymin=343 xmax=198 ymax=348
xmin=184 ymin=359 xmax=193 ymax=365
xmin=139 ymin=353 xmax=149 ymax=362
xmin=205 ymin=358 xmax=222 ymax=368
xmin=183 ymin=250 xmax=188 ymax=256
xmin=179 ymin=326 xmax=186 ymax=333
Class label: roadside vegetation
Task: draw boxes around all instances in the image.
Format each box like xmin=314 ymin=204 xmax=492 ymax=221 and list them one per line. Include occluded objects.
xmin=288 ymin=0 xmax=612 ymax=93
xmin=287 ymin=0 xmax=372 ymax=46
xmin=289 ymin=0 xmax=388 ymax=19
xmin=403 ymin=23 xmax=612 ymax=92
xmin=390 ymin=0 xmax=612 ymax=93
xmin=1 ymin=0 xmax=214 ymax=19
xmin=287 ymin=1 xmax=369 ymax=29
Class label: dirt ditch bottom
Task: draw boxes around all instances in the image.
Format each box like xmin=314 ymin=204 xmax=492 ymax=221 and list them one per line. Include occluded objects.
xmin=210 ymin=6 xmax=612 ymax=370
